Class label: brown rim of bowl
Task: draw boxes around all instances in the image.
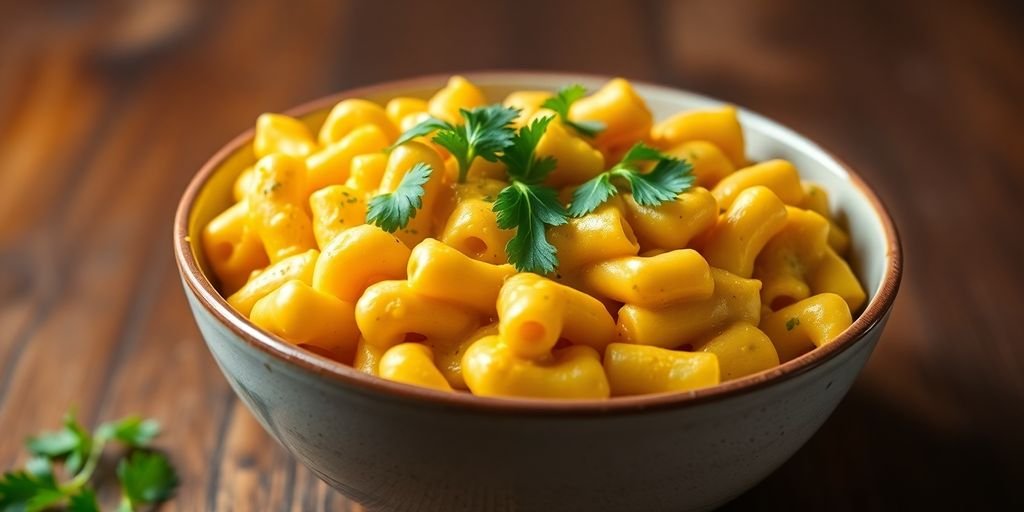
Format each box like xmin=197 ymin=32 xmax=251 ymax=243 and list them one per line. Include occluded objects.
xmin=173 ymin=71 xmax=903 ymax=416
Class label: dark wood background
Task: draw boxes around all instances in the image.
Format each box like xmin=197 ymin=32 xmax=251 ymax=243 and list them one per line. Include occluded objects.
xmin=2 ymin=0 xmax=1022 ymax=510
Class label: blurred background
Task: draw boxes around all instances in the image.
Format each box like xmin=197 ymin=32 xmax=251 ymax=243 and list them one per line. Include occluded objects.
xmin=1 ymin=0 xmax=1022 ymax=509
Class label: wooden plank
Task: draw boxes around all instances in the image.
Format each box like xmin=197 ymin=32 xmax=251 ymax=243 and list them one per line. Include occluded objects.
xmin=1 ymin=0 xmax=1022 ymax=509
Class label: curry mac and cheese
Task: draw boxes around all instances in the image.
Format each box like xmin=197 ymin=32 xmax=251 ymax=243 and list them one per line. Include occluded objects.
xmin=202 ymin=76 xmax=866 ymax=399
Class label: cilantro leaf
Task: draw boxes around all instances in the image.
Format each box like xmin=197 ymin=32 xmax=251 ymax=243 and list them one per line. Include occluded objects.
xmin=25 ymin=457 xmax=53 ymax=478
xmin=619 ymin=142 xmax=664 ymax=163
xmin=498 ymin=115 xmax=557 ymax=184
xmin=432 ymin=128 xmax=469 ymax=170
xmin=28 ymin=489 xmax=67 ymax=511
xmin=432 ymin=105 xmax=518 ymax=183
xmin=27 ymin=412 xmax=92 ymax=476
xmin=26 ymin=428 xmax=79 ymax=458
xmin=491 ymin=117 xmax=567 ymax=271
xmin=388 ymin=117 xmax=449 ymax=151
xmin=493 ymin=182 xmax=568 ymax=273
xmin=63 ymin=414 xmax=92 ymax=476
xmin=366 ymin=162 xmax=433 ymax=232
xmin=6 ymin=410 xmax=176 ymax=512
xmin=0 ymin=470 xmax=60 ymax=511
xmin=615 ymin=157 xmax=694 ymax=206
xmin=566 ymin=173 xmax=616 ymax=217
xmin=569 ymin=142 xmax=694 ymax=217
xmin=68 ymin=489 xmax=100 ymax=512
xmin=540 ymin=84 xmax=605 ymax=138
xmin=117 ymin=451 xmax=179 ymax=508
xmin=97 ymin=416 xmax=161 ymax=447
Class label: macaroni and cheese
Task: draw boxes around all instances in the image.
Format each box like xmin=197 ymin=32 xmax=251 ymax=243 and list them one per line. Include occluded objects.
xmin=203 ymin=76 xmax=866 ymax=399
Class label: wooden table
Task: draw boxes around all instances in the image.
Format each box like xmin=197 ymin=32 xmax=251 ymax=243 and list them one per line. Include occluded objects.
xmin=2 ymin=0 xmax=1022 ymax=509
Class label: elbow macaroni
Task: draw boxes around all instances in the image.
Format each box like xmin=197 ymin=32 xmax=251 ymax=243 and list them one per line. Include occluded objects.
xmin=603 ymin=343 xmax=719 ymax=396
xmin=701 ymin=186 xmax=789 ymax=278
xmin=620 ymin=186 xmax=718 ymax=252
xmin=548 ymin=201 xmax=640 ymax=273
xmin=250 ymin=280 xmax=359 ymax=361
xmin=355 ymin=280 xmax=480 ymax=350
xmin=308 ymin=185 xmax=367 ymax=249
xmin=569 ymin=78 xmax=653 ymax=151
xmin=617 ymin=268 xmax=762 ymax=349
xmin=246 ymin=153 xmax=318 ymax=263
xmin=651 ymin=106 xmax=746 ymax=167
xmin=711 ymin=159 xmax=805 ymax=210
xmin=205 ymin=76 xmax=869 ymax=399
xmin=761 ymin=293 xmax=852 ymax=362
xmin=580 ymin=249 xmax=713 ymax=307
xmin=202 ymin=200 xmax=269 ymax=295
xmin=407 ymin=238 xmax=515 ymax=316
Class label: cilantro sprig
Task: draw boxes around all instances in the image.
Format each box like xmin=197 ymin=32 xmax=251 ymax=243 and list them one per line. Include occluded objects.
xmin=493 ymin=182 xmax=566 ymax=274
xmin=393 ymin=106 xmax=518 ymax=183
xmin=387 ymin=118 xmax=448 ymax=150
xmin=386 ymin=85 xmax=676 ymax=272
xmin=541 ymin=84 xmax=605 ymax=138
xmin=499 ymin=115 xmax=557 ymax=183
xmin=492 ymin=115 xmax=568 ymax=273
xmin=116 ymin=452 xmax=178 ymax=511
xmin=1 ymin=411 xmax=177 ymax=511
xmin=568 ymin=142 xmax=695 ymax=217
xmin=365 ymin=162 xmax=433 ymax=232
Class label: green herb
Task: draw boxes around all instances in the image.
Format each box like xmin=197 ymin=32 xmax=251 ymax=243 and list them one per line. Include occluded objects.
xmin=493 ymin=182 xmax=567 ymax=274
xmin=568 ymin=142 xmax=694 ymax=217
xmin=498 ymin=115 xmax=557 ymax=184
xmin=68 ymin=489 xmax=100 ymax=512
xmin=786 ymin=317 xmax=800 ymax=331
xmin=116 ymin=452 xmax=178 ymax=511
xmin=491 ymin=116 xmax=568 ymax=273
xmin=387 ymin=117 xmax=448 ymax=151
xmin=365 ymin=162 xmax=433 ymax=232
xmin=435 ymin=105 xmax=518 ymax=183
xmin=27 ymin=413 xmax=92 ymax=475
xmin=0 ymin=470 xmax=61 ymax=511
xmin=540 ymin=84 xmax=605 ymax=138
xmin=0 ymin=411 xmax=177 ymax=511
xmin=96 ymin=417 xmax=160 ymax=447
xmin=390 ymin=106 xmax=519 ymax=183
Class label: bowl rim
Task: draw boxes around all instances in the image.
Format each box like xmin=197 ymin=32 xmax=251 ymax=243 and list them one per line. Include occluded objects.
xmin=173 ymin=70 xmax=903 ymax=416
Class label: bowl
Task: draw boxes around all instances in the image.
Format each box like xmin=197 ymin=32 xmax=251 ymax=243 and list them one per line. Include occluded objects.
xmin=174 ymin=72 xmax=902 ymax=512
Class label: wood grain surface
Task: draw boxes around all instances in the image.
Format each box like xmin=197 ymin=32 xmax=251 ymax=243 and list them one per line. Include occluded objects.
xmin=2 ymin=0 xmax=1022 ymax=510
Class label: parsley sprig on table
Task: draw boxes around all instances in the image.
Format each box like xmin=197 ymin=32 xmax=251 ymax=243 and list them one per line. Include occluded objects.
xmin=365 ymin=162 xmax=433 ymax=232
xmin=540 ymin=84 xmax=605 ymax=138
xmin=492 ymin=115 xmax=567 ymax=273
xmin=0 ymin=411 xmax=177 ymax=512
xmin=568 ymin=142 xmax=695 ymax=217
xmin=392 ymin=105 xmax=519 ymax=184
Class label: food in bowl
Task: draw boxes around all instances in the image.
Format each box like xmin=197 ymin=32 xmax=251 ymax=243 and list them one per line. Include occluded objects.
xmin=201 ymin=75 xmax=866 ymax=400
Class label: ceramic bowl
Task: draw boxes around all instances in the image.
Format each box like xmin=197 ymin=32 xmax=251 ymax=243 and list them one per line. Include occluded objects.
xmin=174 ymin=72 xmax=902 ymax=512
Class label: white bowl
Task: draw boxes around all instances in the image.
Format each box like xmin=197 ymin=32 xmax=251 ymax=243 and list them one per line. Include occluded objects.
xmin=174 ymin=72 xmax=902 ymax=512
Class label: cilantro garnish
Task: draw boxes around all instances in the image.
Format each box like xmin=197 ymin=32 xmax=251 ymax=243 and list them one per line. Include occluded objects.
xmin=365 ymin=162 xmax=433 ymax=232
xmin=492 ymin=115 xmax=568 ymax=273
xmin=0 ymin=411 xmax=177 ymax=511
xmin=393 ymin=105 xmax=518 ymax=184
xmin=117 ymin=452 xmax=179 ymax=511
xmin=499 ymin=115 xmax=557 ymax=184
xmin=386 ymin=117 xmax=448 ymax=151
xmin=541 ymin=84 xmax=605 ymax=138
xmin=568 ymin=142 xmax=694 ymax=217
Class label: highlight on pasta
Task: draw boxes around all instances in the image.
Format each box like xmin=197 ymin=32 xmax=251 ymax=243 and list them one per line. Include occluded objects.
xmin=202 ymin=75 xmax=867 ymax=399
